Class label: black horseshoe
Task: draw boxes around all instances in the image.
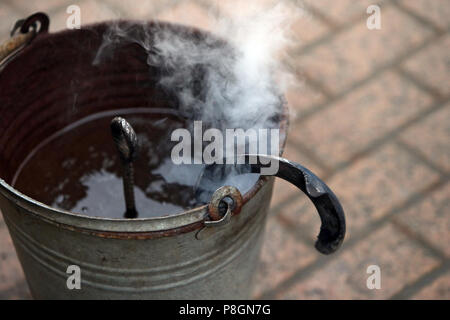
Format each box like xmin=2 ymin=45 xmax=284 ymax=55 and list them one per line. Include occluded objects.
xmin=199 ymin=155 xmax=346 ymax=255
xmin=249 ymin=155 xmax=345 ymax=254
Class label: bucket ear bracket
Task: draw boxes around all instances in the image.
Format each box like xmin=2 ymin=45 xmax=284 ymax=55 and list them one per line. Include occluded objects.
xmin=195 ymin=186 xmax=242 ymax=240
xmin=0 ymin=12 xmax=50 ymax=69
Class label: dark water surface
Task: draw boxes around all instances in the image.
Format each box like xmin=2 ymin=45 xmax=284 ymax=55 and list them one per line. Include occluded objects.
xmin=13 ymin=108 xmax=205 ymax=218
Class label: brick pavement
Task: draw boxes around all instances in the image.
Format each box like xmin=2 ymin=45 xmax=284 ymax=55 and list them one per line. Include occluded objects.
xmin=0 ymin=0 xmax=448 ymax=299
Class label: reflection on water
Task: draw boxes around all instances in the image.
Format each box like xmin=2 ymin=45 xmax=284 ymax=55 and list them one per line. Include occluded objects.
xmin=14 ymin=110 xmax=198 ymax=218
xmin=13 ymin=108 xmax=259 ymax=219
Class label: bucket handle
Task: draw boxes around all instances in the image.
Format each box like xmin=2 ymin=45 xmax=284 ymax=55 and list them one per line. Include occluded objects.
xmin=205 ymin=155 xmax=346 ymax=254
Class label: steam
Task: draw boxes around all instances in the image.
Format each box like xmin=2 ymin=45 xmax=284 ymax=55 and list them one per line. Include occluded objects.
xmin=94 ymin=1 xmax=300 ymax=130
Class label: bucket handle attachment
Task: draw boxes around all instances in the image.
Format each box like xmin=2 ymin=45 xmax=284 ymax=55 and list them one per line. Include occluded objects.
xmin=195 ymin=186 xmax=243 ymax=240
xmin=0 ymin=12 xmax=49 ymax=67
xmin=207 ymin=185 xmax=243 ymax=222
xmin=200 ymin=155 xmax=346 ymax=254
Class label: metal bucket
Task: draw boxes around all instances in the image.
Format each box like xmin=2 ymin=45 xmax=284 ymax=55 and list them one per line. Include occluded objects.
xmin=0 ymin=13 xmax=345 ymax=299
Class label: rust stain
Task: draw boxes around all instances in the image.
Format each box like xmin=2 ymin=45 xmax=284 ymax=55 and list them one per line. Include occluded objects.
xmin=208 ymin=186 xmax=243 ymax=220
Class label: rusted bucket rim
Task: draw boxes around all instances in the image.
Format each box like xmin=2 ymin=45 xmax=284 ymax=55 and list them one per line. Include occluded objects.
xmin=0 ymin=20 xmax=289 ymax=236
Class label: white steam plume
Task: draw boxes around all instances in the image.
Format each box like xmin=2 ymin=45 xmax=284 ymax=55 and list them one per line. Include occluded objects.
xmin=94 ymin=1 xmax=301 ymax=131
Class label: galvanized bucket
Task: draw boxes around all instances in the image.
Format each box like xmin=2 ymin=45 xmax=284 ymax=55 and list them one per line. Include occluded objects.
xmin=0 ymin=13 xmax=345 ymax=299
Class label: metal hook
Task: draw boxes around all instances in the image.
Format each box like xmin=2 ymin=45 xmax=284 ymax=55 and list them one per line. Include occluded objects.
xmin=110 ymin=117 xmax=139 ymax=219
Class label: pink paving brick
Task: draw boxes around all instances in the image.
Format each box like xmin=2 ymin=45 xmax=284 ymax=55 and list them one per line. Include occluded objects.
xmin=304 ymin=0 xmax=388 ymax=24
xmin=295 ymin=6 xmax=433 ymax=94
xmin=400 ymin=103 xmax=450 ymax=173
xmin=402 ymin=35 xmax=450 ymax=97
xmin=0 ymin=3 xmax=21 ymax=42
xmin=157 ymin=1 xmax=215 ymax=32
xmin=290 ymin=7 xmax=330 ymax=47
xmin=394 ymin=183 xmax=450 ymax=257
xmin=412 ymin=271 xmax=450 ymax=300
xmin=9 ymin=0 xmax=73 ymax=14
xmin=252 ymin=215 xmax=318 ymax=298
xmin=398 ymin=0 xmax=450 ymax=29
xmin=203 ymin=0 xmax=278 ymax=18
xmin=289 ymin=71 xmax=433 ymax=168
xmin=278 ymin=143 xmax=440 ymax=241
xmin=205 ymin=0 xmax=328 ymax=49
xmin=104 ymin=0 xmax=170 ymax=19
xmin=278 ymin=224 xmax=440 ymax=299
xmin=285 ymin=81 xmax=327 ymax=118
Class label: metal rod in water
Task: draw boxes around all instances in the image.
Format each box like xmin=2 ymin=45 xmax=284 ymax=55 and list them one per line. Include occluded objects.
xmin=110 ymin=117 xmax=139 ymax=218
